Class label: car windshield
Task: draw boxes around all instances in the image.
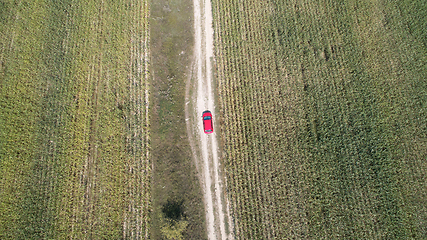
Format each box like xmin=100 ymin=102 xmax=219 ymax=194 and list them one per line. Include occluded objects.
xmin=205 ymin=129 xmax=212 ymax=132
xmin=204 ymin=116 xmax=211 ymax=120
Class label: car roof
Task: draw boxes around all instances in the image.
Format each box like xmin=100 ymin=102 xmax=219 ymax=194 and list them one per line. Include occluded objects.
xmin=204 ymin=119 xmax=212 ymax=130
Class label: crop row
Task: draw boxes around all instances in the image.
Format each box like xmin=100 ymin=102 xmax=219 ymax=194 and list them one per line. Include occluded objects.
xmin=123 ymin=0 xmax=151 ymax=239
xmin=213 ymin=0 xmax=301 ymax=238
xmin=213 ymin=0 xmax=427 ymax=239
xmin=0 ymin=1 xmax=151 ymax=239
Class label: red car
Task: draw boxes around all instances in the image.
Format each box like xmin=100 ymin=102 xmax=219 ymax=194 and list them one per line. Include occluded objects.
xmin=202 ymin=110 xmax=213 ymax=134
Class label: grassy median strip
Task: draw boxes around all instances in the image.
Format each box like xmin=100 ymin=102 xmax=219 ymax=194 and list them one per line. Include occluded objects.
xmin=212 ymin=0 xmax=427 ymax=238
xmin=150 ymin=0 xmax=207 ymax=239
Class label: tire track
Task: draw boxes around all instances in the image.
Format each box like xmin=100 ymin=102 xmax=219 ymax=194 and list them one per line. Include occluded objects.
xmin=191 ymin=0 xmax=233 ymax=239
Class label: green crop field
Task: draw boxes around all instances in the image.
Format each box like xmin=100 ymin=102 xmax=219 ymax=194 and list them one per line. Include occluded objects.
xmin=0 ymin=0 xmax=150 ymax=238
xmin=212 ymin=0 xmax=427 ymax=238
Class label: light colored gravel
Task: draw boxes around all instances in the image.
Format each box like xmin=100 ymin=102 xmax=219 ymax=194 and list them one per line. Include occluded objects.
xmin=191 ymin=0 xmax=233 ymax=239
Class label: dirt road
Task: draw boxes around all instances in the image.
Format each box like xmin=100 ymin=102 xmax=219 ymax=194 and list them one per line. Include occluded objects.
xmin=185 ymin=0 xmax=233 ymax=239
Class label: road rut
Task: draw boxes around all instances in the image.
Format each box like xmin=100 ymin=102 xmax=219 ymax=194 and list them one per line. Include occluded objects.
xmin=186 ymin=0 xmax=234 ymax=239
